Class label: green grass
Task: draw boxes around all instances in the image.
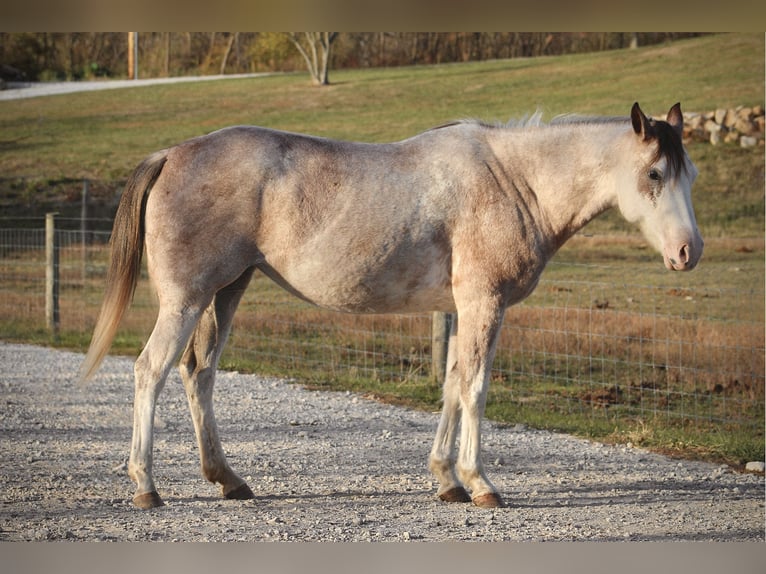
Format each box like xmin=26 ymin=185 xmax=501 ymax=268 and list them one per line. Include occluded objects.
xmin=1 ymin=33 xmax=763 ymax=213
xmin=0 ymin=33 xmax=763 ymax=468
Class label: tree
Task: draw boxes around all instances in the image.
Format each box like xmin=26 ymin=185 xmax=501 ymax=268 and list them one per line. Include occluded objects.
xmin=220 ymin=32 xmax=238 ymax=74
xmin=286 ymin=32 xmax=337 ymax=86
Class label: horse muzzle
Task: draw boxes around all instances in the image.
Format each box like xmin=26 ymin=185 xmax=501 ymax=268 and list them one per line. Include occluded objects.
xmin=663 ymin=233 xmax=703 ymax=271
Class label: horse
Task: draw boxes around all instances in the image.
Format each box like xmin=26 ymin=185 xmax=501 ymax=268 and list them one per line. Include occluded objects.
xmin=80 ymin=102 xmax=702 ymax=509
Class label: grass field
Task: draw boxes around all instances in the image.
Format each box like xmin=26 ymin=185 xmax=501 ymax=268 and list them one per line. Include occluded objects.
xmin=1 ymin=33 xmax=763 ymax=227
xmin=0 ymin=33 xmax=763 ymax=466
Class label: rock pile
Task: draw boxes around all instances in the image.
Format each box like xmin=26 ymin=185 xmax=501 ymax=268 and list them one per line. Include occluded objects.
xmin=677 ymin=105 xmax=764 ymax=147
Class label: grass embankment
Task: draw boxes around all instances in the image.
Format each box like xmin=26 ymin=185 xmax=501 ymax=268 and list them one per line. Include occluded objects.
xmin=0 ymin=33 xmax=763 ymax=466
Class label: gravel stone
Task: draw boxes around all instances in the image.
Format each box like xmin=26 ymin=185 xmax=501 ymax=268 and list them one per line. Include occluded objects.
xmin=0 ymin=342 xmax=763 ymax=541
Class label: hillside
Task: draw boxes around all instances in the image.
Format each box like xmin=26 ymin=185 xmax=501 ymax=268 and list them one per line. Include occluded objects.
xmin=0 ymin=33 xmax=763 ymax=235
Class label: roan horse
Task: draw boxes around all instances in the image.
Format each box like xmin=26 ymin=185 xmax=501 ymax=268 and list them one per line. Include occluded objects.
xmin=80 ymin=102 xmax=702 ymax=509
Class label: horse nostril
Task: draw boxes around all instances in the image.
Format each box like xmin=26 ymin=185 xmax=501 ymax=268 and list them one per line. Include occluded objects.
xmin=680 ymin=244 xmax=690 ymax=264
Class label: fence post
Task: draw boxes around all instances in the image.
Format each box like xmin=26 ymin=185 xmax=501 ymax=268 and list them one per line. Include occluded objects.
xmin=81 ymin=179 xmax=89 ymax=282
xmin=45 ymin=212 xmax=60 ymax=337
xmin=431 ymin=312 xmax=454 ymax=383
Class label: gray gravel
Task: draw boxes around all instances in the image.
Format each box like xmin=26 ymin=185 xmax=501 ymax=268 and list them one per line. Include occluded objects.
xmin=1 ymin=342 xmax=763 ymax=542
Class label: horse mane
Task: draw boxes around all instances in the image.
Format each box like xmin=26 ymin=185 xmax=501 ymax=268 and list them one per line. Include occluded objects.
xmin=433 ymin=111 xmax=687 ymax=176
xmin=550 ymin=112 xmax=687 ymax=176
xmin=431 ymin=112 xmax=546 ymax=132
xmin=550 ymin=114 xmax=627 ymax=125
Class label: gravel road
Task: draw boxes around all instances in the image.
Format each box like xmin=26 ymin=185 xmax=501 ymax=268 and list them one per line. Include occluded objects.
xmin=0 ymin=342 xmax=763 ymax=542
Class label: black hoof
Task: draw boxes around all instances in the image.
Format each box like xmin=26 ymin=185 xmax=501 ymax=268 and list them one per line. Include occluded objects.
xmin=224 ymin=482 xmax=255 ymax=500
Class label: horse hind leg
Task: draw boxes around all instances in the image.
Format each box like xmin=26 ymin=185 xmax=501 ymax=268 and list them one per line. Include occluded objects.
xmin=130 ymin=303 xmax=204 ymax=509
xmin=429 ymin=318 xmax=472 ymax=503
xmin=179 ymin=267 xmax=256 ymax=501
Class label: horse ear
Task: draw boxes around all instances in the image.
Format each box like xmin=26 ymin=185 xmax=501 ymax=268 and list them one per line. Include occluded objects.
xmin=631 ymin=102 xmax=653 ymax=140
xmin=666 ymin=102 xmax=684 ymax=137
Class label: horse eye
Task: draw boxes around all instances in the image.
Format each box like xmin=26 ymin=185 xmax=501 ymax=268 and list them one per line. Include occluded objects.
xmin=648 ymin=169 xmax=661 ymax=181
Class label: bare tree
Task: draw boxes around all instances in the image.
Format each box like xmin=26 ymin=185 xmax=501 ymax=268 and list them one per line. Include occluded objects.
xmin=287 ymin=32 xmax=338 ymax=85
xmin=220 ymin=32 xmax=238 ymax=74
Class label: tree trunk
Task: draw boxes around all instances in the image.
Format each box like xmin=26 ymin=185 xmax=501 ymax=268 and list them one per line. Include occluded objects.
xmin=164 ymin=32 xmax=170 ymax=76
xmin=220 ymin=32 xmax=237 ymax=75
xmin=287 ymin=32 xmax=337 ymax=86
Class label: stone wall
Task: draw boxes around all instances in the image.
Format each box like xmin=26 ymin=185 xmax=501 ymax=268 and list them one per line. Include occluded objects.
xmin=677 ymin=105 xmax=765 ymax=147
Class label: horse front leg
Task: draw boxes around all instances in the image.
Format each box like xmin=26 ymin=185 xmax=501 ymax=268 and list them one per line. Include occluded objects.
xmin=179 ymin=269 xmax=255 ymax=501
xmin=454 ymin=301 xmax=506 ymax=508
xmin=429 ymin=301 xmax=506 ymax=508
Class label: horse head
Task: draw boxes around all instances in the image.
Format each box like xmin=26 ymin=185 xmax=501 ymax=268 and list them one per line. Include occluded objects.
xmin=617 ymin=102 xmax=703 ymax=271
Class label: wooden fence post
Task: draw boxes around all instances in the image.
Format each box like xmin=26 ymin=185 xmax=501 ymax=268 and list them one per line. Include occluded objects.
xmin=45 ymin=213 xmax=60 ymax=337
xmin=431 ymin=312 xmax=455 ymax=383
xmin=81 ymin=179 xmax=89 ymax=282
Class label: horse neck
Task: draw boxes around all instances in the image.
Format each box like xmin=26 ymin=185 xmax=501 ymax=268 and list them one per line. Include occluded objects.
xmin=488 ymin=121 xmax=628 ymax=248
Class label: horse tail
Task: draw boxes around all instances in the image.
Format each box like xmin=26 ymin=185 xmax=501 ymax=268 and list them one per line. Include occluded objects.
xmin=79 ymin=150 xmax=168 ymax=383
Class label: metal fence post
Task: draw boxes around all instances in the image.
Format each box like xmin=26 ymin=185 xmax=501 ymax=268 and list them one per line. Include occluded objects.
xmin=431 ymin=311 xmax=454 ymax=383
xmin=45 ymin=213 xmax=60 ymax=336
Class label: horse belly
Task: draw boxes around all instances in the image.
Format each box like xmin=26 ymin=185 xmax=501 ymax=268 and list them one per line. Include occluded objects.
xmin=266 ymin=242 xmax=455 ymax=314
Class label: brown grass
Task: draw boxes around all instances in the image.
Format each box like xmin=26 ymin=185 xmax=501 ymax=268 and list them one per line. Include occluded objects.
xmin=0 ymin=234 xmax=763 ymax=464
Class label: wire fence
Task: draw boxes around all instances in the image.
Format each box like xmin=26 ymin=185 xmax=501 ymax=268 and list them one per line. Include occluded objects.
xmin=1 ymin=216 xmax=763 ymax=440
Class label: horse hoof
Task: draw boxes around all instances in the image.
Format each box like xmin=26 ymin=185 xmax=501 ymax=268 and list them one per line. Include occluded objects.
xmin=133 ymin=491 xmax=165 ymax=509
xmin=438 ymin=486 xmax=472 ymax=503
xmin=224 ymin=482 xmax=255 ymax=500
xmin=472 ymin=492 xmax=506 ymax=508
